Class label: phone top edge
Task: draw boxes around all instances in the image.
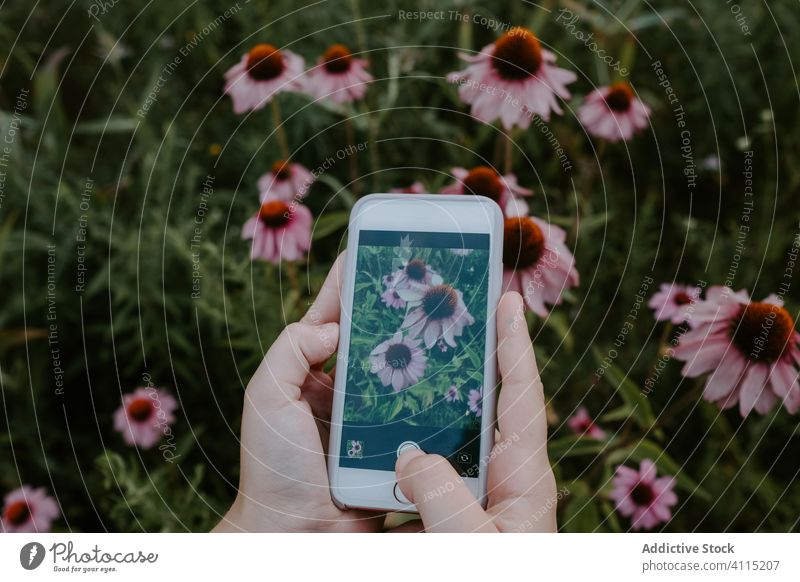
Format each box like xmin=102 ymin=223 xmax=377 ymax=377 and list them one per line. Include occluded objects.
xmin=349 ymin=193 xmax=503 ymax=233
xmin=350 ymin=192 xmax=503 ymax=211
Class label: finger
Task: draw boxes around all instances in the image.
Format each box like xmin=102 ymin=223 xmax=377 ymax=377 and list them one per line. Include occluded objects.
xmin=302 ymin=366 xmax=336 ymax=453
xmin=300 ymin=369 xmax=334 ymax=421
xmin=395 ymin=450 xmax=496 ymax=532
xmin=301 ymin=252 xmax=345 ymax=325
xmin=248 ymin=322 xmax=339 ymax=408
xmin=488 ymin=292 xmax=556 ymax=530
xmin=495 ymin=292 xmax=547 ymax=445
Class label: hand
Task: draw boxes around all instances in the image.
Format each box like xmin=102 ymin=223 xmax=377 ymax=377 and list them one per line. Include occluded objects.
xmin=214 ymin=257 xmax=556 ymax=532
xmin=213 ymin=254 xmax=384 ymax=532
xmin=394 ymin=291 xmax=557 ymax=532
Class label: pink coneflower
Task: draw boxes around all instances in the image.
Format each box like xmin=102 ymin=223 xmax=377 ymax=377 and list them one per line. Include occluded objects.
xmin=445 ymin=384 xmax=461 ymax=402
xmin=578 ymin=82 xmax=650 ymax=142
xmin=224 ymin=44 xmax=305 ymax=114
xmin=673 ymin=287 xmax=800 ymax=416
xmin=257 ymin=160 xmax=315 ymax=201
xmin=447 ymin=27 xmax=576 ymax=129
xmin=502 ymin=216 xmax=579 ymax=316
xmin=610 ymin=459 xmax=677 ymax=531
xmin=1 ymin=486 xmax=60 ymax=533
xmin=390 ymin=181 xmax=427 ymax=194
xmin=113 ymin=387 xmax=178 ymax=449
xmin=648 ymin=283 xmax=702 ymax=324
xmin=399 ymin=284 xmax=475 ymax=349
xmin=440 ymin=166 xmax=532 ymax=216
xmin=391 ymin=258 xmax=442 ymax=292
xmin=242 ymin=199 xmax=312 ymax=263
xmin=381 ymin=286 xmax=406 ymax=309
xmin=566 ymin=407 xmax=605 ymax=439
xmin=304 ymin=44 xmax=372 ymax=104
xmin=369 ymin=332 xmax=427 ymax=392
xmin=467 ymin=388 xmax=483 ymax=417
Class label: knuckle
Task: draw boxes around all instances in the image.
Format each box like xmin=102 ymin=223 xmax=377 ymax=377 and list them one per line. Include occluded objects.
xmin=520 ymin=415 xmax=547 ymax=442
xmin=284 ymin=321 xmax=308 ymax=343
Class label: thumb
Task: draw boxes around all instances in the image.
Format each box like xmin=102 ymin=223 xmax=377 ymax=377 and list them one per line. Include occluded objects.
xmin=395 ymin=450 xmax=496 ymax=532
xmin=248 ymin=321 xmax=339 ymax=409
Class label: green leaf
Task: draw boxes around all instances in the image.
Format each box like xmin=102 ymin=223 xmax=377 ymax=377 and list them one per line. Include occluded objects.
xmin=600 ymin=405 xmax=635 ymax=423
xmin=0 ymin=211 xmax=18 ymax=257
xmin=549 ymin=435 xmax=609 ymax=459
xmin=546 ymin=215 xmax=573 ymax=228
xmin=544 ymin=310 xmax=574 ymax=351
xmin=75 ymin=116 xmax=140 ymax=134
xmin=628 ymin=10 xmax=686 ymax=32
xmin=388 ymin=395 xmax=405 ymax=420
xmin=315 ymin=174 xmax=355 ymax=207
xmin=593 ymin=347 xmax=657 ymax=433
xmin=578 ymin=212 xmax=611 ymax=237
xmin=561 ymin=481 xmax=603 ymax=532
xmin=615 ymin=0 xmax=644 ymax=24
xmin=406 ymin=394 xmax=420 ymax=414
xmin=601 ymin=500 xmax=623 ymax=533
xmin=312 ymin=211 xmax=350 ymax=240
xmin=33 ymin=47 xmax=69 ymax=122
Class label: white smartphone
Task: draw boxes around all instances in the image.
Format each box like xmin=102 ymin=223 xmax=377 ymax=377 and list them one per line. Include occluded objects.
xmin=328 ymin=193 xmax=504 ymax=512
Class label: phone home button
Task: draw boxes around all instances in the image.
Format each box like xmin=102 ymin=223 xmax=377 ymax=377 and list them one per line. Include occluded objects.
xmin=396 ymin=440 xmax=420 ymax=457
xmin=393 ymin=482 xmax=411 ymax=505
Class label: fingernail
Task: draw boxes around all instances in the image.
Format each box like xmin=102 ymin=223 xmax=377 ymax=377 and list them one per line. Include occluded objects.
xmin=507 ymin=291 xmax=523 ymax=310
xmin=501 ymin=292 xmax=524 ymax=329
xmin=395 ymin=449 xmax=425 ymax=476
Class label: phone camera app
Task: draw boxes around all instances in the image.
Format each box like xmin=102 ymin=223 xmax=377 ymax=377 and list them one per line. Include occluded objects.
xmin=346 ymin=440 xmax=364 ymax=459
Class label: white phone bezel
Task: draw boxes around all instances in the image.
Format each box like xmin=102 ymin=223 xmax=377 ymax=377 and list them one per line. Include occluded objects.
xmin=327 ymin=193 xmax=503 ymax=512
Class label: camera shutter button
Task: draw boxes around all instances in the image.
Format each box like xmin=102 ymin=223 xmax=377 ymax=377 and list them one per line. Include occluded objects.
xmin=396 ymin=441 xmax=420 ymax=457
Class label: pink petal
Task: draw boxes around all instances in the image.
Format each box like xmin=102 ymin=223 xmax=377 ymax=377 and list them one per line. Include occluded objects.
xmin=703 ymin=349 xmax=746 ymax=401
xmin=738 ymin=364 xmax=769 ymax=416
xmin=639 ymin=460 xmax=657 ymax=485
xmin=391 ymin=369 xmax=406 ymax=392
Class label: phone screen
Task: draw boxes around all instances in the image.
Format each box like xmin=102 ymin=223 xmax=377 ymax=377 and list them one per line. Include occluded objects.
xmin=339 ymin=229 xmax=490 ymax=477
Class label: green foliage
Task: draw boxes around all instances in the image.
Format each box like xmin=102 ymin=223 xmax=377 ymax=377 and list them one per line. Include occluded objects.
xmin=94 ymin=449 xmax=222 ymax=532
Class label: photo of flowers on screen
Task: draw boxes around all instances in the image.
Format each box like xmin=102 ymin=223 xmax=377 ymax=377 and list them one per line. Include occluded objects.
xmin=343 ymin=235 xmax=489 ymax=431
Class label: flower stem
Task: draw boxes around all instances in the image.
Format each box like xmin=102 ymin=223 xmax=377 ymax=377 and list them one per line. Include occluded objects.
xmin=346 ymin=0 xmax=379 ymax=191
xmin=504 ymin=130 xmax=515 ymax=174
xmin=284 ymin=260 xmax=301 ymax=310
xmin=348 ymin=0 xmax=368 ymax=58
xmin=368 ymin=118 xmax=380 ymax=193
xmin=572 ymin=140 xmax=608 ymax=242
xmin=458 ymin=9 xmax=473 ymax=50
xmin=345 ymin=116 xmax=362 ymax=196
xmin=645 ymin=321 xmax=673 ymax=382
xmin=271 ymin=99 xmax=291 ymax=160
